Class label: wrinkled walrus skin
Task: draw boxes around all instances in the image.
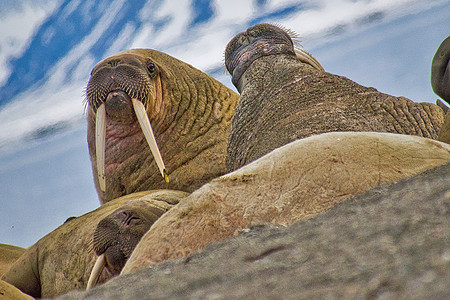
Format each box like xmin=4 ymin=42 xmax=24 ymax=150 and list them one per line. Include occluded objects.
xmin=224 ymin=24 xmax=447 ymax=171
xmin=121 ymin=132 xmax=450 ymax=274
xmin=432 ymin=36 xmax=450 ymax=144
xmin=1 ymin=190 xmax=187 ymax=298
xmin=86 ymin=49 xmax=238 ymax=204
xmin=0 ymin=244 xmax=25 ymax=277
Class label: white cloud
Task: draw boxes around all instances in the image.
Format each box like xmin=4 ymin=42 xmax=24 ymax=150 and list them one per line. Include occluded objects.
xmin=0 ymin=1 xmax=59 ymax=85
xmin=44 ymin=0 xmax=126 ymax=87
xmin=0 ymin=82 xmax=85 ymax=147
xmin=213 ymin=0 xmax=254 ymax=26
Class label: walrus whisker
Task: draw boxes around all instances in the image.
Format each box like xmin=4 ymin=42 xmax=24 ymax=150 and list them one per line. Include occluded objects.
xmin=132 ymin=98 xmax=169 ymax=183
xmin=86 ymin=241 xmax=95 ymax=255
xmin=86 ymin=254 xmax=106 ymax=290
xmin=272 ymin=23 xmax=299 ymax=41
xmin=294 ymin=46 xmax=324 ymax=72
xmin=96 ymin=103 xmax=106 ymax=192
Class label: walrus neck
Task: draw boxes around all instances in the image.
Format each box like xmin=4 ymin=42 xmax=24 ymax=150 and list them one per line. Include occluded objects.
xmin=226 ymin=54 xmax=322 ymax=171
xmin=238 ymin=54 xmax=313 ymax=93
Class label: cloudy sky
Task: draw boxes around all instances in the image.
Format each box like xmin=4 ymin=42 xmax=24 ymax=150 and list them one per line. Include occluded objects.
xmin=0 ymin=0 xmax=448 ymax=248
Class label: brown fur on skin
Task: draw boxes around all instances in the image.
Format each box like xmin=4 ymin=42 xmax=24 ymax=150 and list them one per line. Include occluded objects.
xmin=224 ymin=24 xmax=447 ymax=171
xmin=121 ymin=132 xmax=450 ymax=274
xmin=86 ymin=49 xmax=239 ymax=203
xmin=1 ymin=190 xmax=187 ymax=298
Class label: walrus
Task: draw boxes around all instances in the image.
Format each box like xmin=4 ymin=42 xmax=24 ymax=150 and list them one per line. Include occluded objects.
xmin=432 ymin=36 xmax=450 ymax=144
xmin=224 ymin=23 xmax=448 ymax=171
xmin=0 ymin=244 xmax=25 ymax=277
xmin=121 ymin=132 xmax=450 ymax=273
xmin=1 ymin=190 xmax=187 ymax=298
xmin=86 ymin=49 xmax=239 ymax=203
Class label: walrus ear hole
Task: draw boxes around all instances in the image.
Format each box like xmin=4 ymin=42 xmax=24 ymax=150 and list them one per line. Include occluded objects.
xmin=146 ymin=61 xmax=158 ymax=77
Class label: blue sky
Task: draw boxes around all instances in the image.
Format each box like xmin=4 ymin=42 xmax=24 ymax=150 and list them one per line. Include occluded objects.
xmin=0 ymin=0 xmax=449 ymax=248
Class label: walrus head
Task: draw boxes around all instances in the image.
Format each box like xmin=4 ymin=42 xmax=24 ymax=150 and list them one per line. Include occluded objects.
xmin=87 ymin=51 xmax=168 ymax=201
xmin=225 ymin=23 xmax=323 ymax=92
xmin=431 ymin=36 xmax=450 ymax=104
xmin=86 ymin=199 xmax=169 ymax=289
xmin=432 ymin=36 xmax=450 ymax=144
xmin=86 ymin=49 xmax=238 ymax=203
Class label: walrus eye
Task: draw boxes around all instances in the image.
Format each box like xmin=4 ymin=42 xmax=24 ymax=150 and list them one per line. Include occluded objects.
xmin=146 ymin=62 xmax=157 ymax=75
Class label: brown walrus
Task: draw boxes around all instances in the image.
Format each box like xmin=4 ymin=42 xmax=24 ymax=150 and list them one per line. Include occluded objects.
xmin=1 ymin=190 xmax=187 ymax=298
xmin=0 ymin=244 xmax=25 ymax=277
xmin=86 ymin=49 xmax=239 ymax=203
xmin=224 ymin=23 xmax=448 ymax=171
xmin=432 ymin=36 xmax=450 ymax=144
xmin=121 ymin=132 xmax=450 ymax=273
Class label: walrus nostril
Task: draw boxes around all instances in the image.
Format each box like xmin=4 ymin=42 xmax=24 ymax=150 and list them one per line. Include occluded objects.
xmin=106 ymin=59 xmax=121 ymax=67
xmin=118 ymin=211 xmax=141 ymax=227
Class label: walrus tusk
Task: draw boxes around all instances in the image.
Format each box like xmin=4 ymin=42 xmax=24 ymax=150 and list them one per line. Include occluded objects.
xmin=96 ymin=104 xmax=106 ymax=192
xmin=132 ymin=98 xmax=169 ymax=183
xmin=294 ymin=47 xmax=324 ymax=72
xmin=86 ymin=254 xmax=106 ymax=290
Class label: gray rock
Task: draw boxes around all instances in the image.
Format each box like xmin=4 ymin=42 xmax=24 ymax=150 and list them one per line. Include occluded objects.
xmin=57 ymin=162 xmax=450 ymax=300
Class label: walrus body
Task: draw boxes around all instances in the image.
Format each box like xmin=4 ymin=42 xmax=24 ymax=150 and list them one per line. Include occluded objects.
xmin=121 ymin=132 xmax=450 ymax=273
xmin=86 ymin=49 xmax=238 ymax=203
xmin=2 ymin=190 xmax=187 ymax=298
xmin=224 ymin=24 xmax=448 ymax=171
xmin=0 ymin=244 xmax=25 ymax=277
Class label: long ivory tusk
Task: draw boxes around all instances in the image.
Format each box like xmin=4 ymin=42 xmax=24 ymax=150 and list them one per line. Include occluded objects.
xmin=132 ymin=98 xmax=169 ymax=183
xmin=96 ymin=104 xmax=106 ymax=192
xmin=86 ymin=254 xmax=106 ymax=290
xmin=294 ymin=47 xmax=324 ymax=72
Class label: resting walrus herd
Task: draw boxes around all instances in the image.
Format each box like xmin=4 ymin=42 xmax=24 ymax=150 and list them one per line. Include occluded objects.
xmin=1 ymin=24 xmax=449 ymax=299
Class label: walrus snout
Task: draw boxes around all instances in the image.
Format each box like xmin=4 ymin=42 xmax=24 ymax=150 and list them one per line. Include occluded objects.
xmin=225 ymin=24 xmax=296 ymax=90
xmin=87 ymin=55 xmax=153 ymax=112
xmin=88 ymin=201 xmax=169 ymax=289
xmin=93 ymin=208 xmax=153 ymax=259
xmin=225 ymin=23 xmax=323 ymax=92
